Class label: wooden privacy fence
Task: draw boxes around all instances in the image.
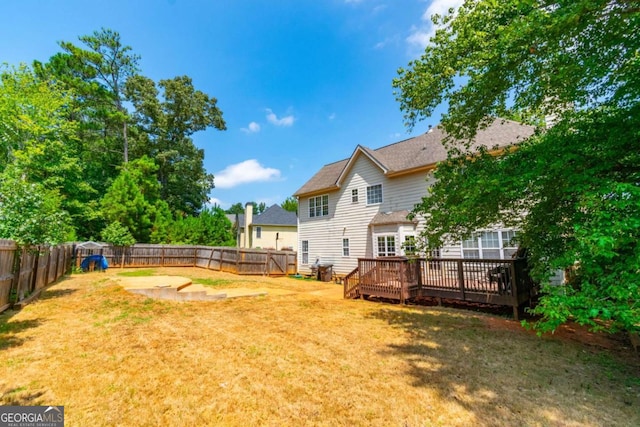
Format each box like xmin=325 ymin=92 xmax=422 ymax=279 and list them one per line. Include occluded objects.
xmin=75 ymin=244 xmax=297 ymax=276
xmin=344 ymin=257 xmax=537 ymax=320
xmin=0 ymin=240 xmax=74 ymax=313
xmin=0 ymin=240 xmax=17 ymax=312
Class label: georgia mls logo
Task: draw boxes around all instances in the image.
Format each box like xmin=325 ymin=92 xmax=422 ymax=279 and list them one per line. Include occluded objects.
xmin=44 ymin=406 xmax=63 ymax=416
xmin=0 ymin=405 xmax=64 ymax=427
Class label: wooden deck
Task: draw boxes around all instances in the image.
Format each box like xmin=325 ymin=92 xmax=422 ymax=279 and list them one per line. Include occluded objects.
xmin=344 ymin=257 xmax=536 ymax=320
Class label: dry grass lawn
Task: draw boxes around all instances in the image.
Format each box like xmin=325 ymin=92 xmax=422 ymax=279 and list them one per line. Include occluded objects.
xmin=1 ymin=267 xmax=639 ymax=426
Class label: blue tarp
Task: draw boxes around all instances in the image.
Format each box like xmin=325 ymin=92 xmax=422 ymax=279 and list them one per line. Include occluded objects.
xmin=80 ymin=254 xmax=108 ymax=271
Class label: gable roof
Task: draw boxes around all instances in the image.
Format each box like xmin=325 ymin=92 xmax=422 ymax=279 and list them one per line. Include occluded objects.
xmin=293 ymin=118 xmax=535 ymax=197
xmin=225 ymin=213 xmax=245 ymax=228
xmin=251 ymin=204 xmax=297 ymax=226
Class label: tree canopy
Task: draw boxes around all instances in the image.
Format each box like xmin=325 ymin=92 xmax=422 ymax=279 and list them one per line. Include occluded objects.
xmin=393 ymin=0 xmax=640 ymax=333
xmin=0 ymin=28 xmax=231 ymax=246
xmin=281 ymin=196 xmax=298 ymax=213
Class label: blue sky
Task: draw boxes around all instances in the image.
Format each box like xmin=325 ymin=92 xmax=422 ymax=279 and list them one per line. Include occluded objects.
xmin=1 ymin=0 xmax=461 ymax=210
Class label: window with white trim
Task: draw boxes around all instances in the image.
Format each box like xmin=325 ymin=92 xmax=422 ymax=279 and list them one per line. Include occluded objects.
xmin=342 ymin=238 xmax=350 ymax=256
xmin=403 ymin=235 xmax=417 ymax=256
xmin=462 ymin=230 xmax=518 ymax=259
xmin=351 ymin=189 xmax=358 ymax=203
xmin=366 ymin=184 xmax=383 ymax=205
xmin=255 ymin=226 xmax=262 ymax=239
xmin=308 ymin=195 xmax=329 ymax=217
xmin=301 ymin=240 xmax=309 ymax=264
xmin=376 ymin=235 xmax=396 ymax=257
xmin=501 ymin=230 xmax=518 ymax=258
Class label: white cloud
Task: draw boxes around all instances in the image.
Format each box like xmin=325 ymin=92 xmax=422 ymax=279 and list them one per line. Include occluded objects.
xmin=422 ymin=0 xmax=463 ymax=21
xmin=214 ymin=159 xmax=281 ymax=189
xmin=372 ymin=4 xmax=387 ymax=14
xmin=328 ymin=113 xmax=336 ymax=120
xmin=241 ymin=121 xmax=261 ymax=134
xmin=266 ymin=108 xmax=295 ymax=127
xmin=407 ymin=0 xmax=463 ymax=50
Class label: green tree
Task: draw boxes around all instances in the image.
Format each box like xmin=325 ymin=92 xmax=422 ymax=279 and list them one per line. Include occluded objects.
xmin=393 ymin=0 xmax=640 ymax=333
xmin=150 ymin=200 xmax=174 ymax=244
xmin=281 ymin=196 xmax=298 ymax=213
xmin=125 ymin=74 xmax=225 ymax=215
xmin=101 ymin=221 xmax=135 ymax=247
xmin=101 ymin=156 xmax=160 ymax=242
xmin=225 ymin=203 xmax=244 ymax=215
xmin=0 ymin=172 xmax=74 ymax=245
xmin=34 ymin=29 xmax=140 ymax=236
xmin=393 ymin=0 xmax=639 ymax=138
xmin=196 ymin=207 xmax=235 ymax=246
xmin=55 ymin=27 xmax=139 ymax=163
xmin=0 ymin=64 xmax=96 ymax=239
xmin=166 ymin=207 xmax=234 ymax=246
xmin=254 ymin=202 xmax=266 ymax=215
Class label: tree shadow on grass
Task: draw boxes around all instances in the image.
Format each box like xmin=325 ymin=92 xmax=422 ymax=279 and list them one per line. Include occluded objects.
xmin=0 ymin=315 xmax=43 ymax=350
xmin=39 ymin=287 xmax=77 ymax=300
xmin=367 ymin=306 xmax=640 ymax=426
xmin=0 ymin=386 xmax=49 ymax=405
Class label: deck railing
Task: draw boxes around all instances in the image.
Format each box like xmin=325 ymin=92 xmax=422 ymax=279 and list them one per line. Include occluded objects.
xmin=343 ymin=267 xmax=360 ymax=299
xmin=347 ymin=257 xmax=536 ymax=319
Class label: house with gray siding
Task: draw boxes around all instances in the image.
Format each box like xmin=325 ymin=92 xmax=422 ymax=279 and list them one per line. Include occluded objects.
xmin=293 ymin=119 xmax=535 ymax=277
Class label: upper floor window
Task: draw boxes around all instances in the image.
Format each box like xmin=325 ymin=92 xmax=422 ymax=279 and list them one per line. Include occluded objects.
xmin=367 ymin=184 xmax=383 ymax=205
xmin=351 ymin=189 xmax=359 ymax=203
xmin=309 ymin=195 xmax=329 ymax=217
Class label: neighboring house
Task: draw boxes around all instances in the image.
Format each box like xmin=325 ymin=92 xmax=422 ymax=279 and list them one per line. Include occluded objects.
xmin=293 ymin=119 xmax=535 ymax=276
xmin=225 ymin=212 xmax=245 ymax=246
xmin=229 ymin=203 xmax=297 ymax=250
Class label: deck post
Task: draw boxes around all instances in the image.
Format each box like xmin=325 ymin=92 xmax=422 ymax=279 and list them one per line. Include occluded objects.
xmin=509 ymin=260 xmax=519 ymax=320
xmin=457 ymin=259 xmax=466 ymax=300
xmin=399 ymin=260 xmax=405 ymax=304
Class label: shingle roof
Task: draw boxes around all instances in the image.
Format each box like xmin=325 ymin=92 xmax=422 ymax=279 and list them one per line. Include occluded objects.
xmin=252 ymin=204 xmax=297 ymax=226
xmin=293 ymin=118 xmax=535 ymax=197
xmin=369 ymin=210 xmax=416 ymax=226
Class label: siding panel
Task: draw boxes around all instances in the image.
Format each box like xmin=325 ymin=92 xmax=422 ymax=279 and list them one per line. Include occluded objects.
xmin=298 ymin=154 xmax=435 ymax=275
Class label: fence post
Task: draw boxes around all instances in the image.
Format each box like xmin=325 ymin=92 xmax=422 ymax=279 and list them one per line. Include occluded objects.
xmin=206 ymin=246 xmax=215 ymax=270
xmin=8 ymin=245 xmax=21 ymax=307
xmin=29 ymin=247 xmax=40 ymax=295
xmin=264 ymin=250 xmax=270 ymax=276
xmin=43 ymin=247 xmax=52 ymax=286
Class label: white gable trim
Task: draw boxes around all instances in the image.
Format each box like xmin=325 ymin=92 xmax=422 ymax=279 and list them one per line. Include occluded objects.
xmin=335 ymin=145 xmax=388 ymax=188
